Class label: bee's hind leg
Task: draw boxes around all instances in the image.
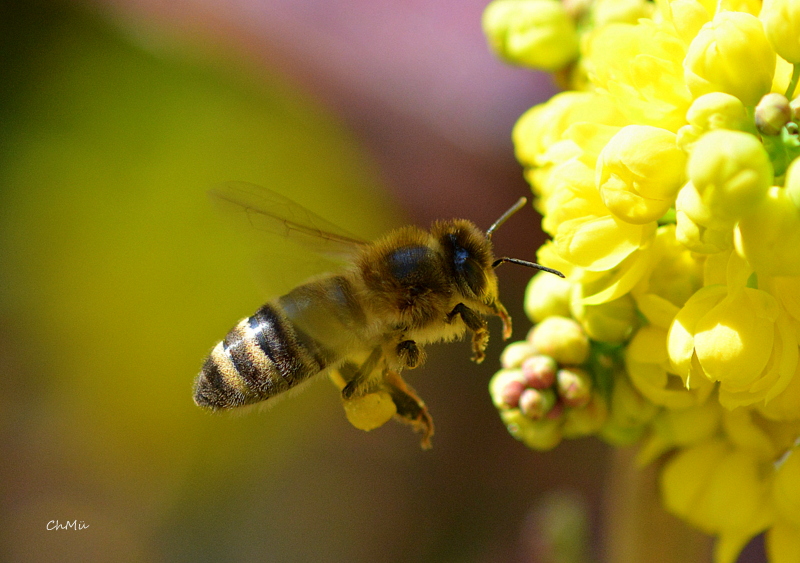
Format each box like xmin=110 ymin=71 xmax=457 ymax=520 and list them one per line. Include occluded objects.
xmin=341 ymin=347 xmax=383 ymax=399
xmin=383 ymin=369 xmax=434 ymax=449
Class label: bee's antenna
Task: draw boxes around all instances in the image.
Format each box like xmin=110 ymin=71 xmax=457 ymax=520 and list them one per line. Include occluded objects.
xmin=492 ymin=257 xmax=565 ymax=278
xmin=486 ymin=197 xmax=528 ymax=240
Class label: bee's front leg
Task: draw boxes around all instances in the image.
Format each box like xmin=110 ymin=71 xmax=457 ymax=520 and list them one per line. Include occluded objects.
xmin=383 ymin=369 xmax=434 ymax=450
xmin=447 ymin=303 xmax=489 ymax=363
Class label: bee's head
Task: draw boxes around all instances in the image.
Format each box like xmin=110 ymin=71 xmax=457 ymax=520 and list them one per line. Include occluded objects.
xmin=434 ymin=198 xmax=565 ymax=305
xmin=434 ymin=220 xmax=498 ymax=303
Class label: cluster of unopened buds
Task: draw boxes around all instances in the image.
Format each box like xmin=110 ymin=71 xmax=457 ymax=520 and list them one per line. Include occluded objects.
xmin=491 ymin=317 xmax=599 ymax=450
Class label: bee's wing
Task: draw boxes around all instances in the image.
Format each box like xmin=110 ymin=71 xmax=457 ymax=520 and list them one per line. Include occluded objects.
xmin=210 ymin=181 xmax=369 ymax=260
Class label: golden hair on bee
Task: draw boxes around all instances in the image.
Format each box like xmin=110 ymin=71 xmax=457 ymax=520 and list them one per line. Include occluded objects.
xmin=194 ymin=183 xmax=564 ymax=449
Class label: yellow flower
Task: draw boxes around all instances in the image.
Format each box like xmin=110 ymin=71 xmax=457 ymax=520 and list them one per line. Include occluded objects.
xmin=758 ymin=359 xmax=800 ymax=421
xmin=684 ymin=11 xmax=775 ymax=106
xmin=544 ymin=159 xmax=657 ymax=279
xmin=660 ymin=439 xmax=774 ymax=563
xmin=485 ymin=1 xmax=800 ymax=559
xmin=596 ymin=125 xmax=686 ymax=224
xmin=628 ymin=323 xmax=712 ymax=408
xmin=682 ymin=130 xmax=773 ymax=229
xmin=768 ymin=447 xmax=800 ymax=563
xmin=760 ymin=0 xmax=800 ymax=64
xmin=482 ymin=0 xmax=579 ymax=71
xmin=735 ymin=187 xmax=800 ymax=277
xmin=667 ymin=256 xmax=799 ymax=409
xmin=632 ymin=225 xmax=704 ymax=317
xmin=512 ymin=91 xmax=625 ymax=206
xmin=585 ymin=19 xmax=691 ymax=130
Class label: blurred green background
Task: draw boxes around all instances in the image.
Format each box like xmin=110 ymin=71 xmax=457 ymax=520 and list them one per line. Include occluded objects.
xmin=0 ymin=1 xmax=607 ymax=562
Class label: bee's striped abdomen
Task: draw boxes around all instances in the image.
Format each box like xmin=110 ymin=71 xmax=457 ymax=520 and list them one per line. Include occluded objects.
xmin=194 ymin=303 xmax=329 ymax=410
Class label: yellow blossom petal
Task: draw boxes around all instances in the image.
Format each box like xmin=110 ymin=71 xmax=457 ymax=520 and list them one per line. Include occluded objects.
xmin=633 ymin=225 xmax=705 ymax=311
xmin=735 ymin=187 xmax=800 ymax=277
xmin=766 ymin=520 xmax=800 ymax=563
xmin=772 ymin=447 xmax=800 ymax=527
xmin=580 ymin=244 xmax=654 ymax=305
xmin=694 ymin=288 xmax=777 ymax=387
xmin=627 ymin=324 xmax=711 ymax=408
xmin=758 ymin=359 xmax=800 ymax=421
xmin=667 ymin=284 xmax=727 ymax=382
xmin=661 ymin=440 xmax=773 ymax=563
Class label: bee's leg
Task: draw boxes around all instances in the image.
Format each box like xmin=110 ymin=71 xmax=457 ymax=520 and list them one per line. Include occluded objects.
xmin=447 ymin=303 xmax=489 ymax=363
xmin=491 ymin=300 xmax=512 ymax=340
xmin=383 ymin=369 xmax=434 ymax=450
xmin=341 ymin=347 xmax=383 ymax=399
xmin=396 ymin=340 xmax=426 ymax=369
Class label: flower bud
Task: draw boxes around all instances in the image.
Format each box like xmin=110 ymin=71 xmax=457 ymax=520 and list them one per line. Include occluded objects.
xmin=500 ymin=341 xmax=536 ymax=369
xmin=556 ymin=368 xmax=592 ymax=408
xmin=528 ymin=316 xmax=590 ymax=365
xmin=483 ymin=0 xmax=579 ymax=71
xmin=755 ymin=93 xmax=792 ymax=136
xmin=791 ymin=98 xmax=800 ymax=122
xmin=677 ymin=92 xmax=749 ymax=150
xmin=761 ymin=0 xmax=800 ymax=64
xmin=501 ymin=409 xmax=563 ymax=450
xmin=525 ymin=270 xmax=572 ymax=323
xmin=685 ymin=130 xmax=773 ymax=226
xmin=562 ymin=393 xmax=608 ymax=438
xmin=342 ymin=391 xmax=396 ymax=432
xmin=684 ymin=11 xmax=775 ymax=106
xmin=522 ymin=354 xmax=558 ymax=389
xmin=597 ymin=125 xmax=686 ymax=224
xmin=519 ymin=387 xmax=558 ymax=420
xmin=490 ymin=368 xmax=528 ymax=409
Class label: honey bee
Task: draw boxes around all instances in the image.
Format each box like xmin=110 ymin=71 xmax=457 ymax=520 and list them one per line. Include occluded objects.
xmin=193 ymin=182 xmax=564 ymax=448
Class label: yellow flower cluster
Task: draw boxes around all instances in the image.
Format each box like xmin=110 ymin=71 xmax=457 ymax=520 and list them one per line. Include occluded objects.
xmin=484 ymin=1 xmax=800 ymax=561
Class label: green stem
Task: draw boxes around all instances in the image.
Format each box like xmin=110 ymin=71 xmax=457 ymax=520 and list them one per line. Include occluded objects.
xmin=785 ymin=63 xmax=800 ymax=99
